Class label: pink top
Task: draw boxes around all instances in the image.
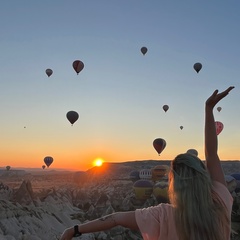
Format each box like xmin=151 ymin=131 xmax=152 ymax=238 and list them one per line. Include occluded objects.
xmin=135 ymin=181 xmax=233 ymax=240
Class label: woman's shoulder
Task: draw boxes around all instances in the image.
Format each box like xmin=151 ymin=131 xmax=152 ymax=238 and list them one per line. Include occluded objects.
xmin=212 ymin=180 xmax=231 ymax=194
xmin=212 ymin=180 xmax=233 ymax=210
xmin=136 ymin=203 xmax=174 ymax=216
xmin=135 ymin=203 xmax=174 ymax=224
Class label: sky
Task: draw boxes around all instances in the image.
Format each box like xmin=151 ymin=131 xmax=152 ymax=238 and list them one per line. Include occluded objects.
xmin=0 ymin=1 xmax=240 ymax=171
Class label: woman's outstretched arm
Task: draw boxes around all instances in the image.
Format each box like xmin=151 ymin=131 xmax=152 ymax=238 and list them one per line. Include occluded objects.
xmin=60 ymin=211 xmax=138 ymax=240
xmin=205 ymin=86 xmax=234 ymax=185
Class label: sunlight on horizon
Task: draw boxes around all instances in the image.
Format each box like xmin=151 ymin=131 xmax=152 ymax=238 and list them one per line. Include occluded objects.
xmin=93 ymin=158 xmax=104 ymax=167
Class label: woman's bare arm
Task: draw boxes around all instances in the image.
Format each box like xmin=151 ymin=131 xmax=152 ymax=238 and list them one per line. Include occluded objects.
xmin=60 ymin=211 xmax=138 ymax=240
xmin=205 ymin=86 xmax=234 ymax=185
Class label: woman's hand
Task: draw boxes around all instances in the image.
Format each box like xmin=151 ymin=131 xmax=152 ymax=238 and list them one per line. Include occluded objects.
xmin=59 ymin=227 xmax=74 ymax=240
xmin=206 ymin=86 xmax=234 ymax=109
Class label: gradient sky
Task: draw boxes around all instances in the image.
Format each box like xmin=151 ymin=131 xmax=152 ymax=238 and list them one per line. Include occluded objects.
xmin=1 ymin=1 xmax=240 ymax=171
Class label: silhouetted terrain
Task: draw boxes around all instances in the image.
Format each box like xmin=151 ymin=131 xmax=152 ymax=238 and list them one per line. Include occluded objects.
xmin=0 ymin=160 xmax=239 ymax=239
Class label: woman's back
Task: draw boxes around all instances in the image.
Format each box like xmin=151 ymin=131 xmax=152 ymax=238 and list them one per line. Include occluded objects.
xmin=135 ymin=180 xmax=233 ymax=240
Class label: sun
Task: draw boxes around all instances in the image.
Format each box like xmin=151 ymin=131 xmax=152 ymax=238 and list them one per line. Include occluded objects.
xmin=93 ymin=158 xmax=104 ymax=167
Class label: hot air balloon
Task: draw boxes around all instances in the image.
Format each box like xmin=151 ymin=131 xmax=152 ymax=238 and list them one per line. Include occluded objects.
xmin=72 ymin=60 xmax=84 ymax=75
xmin=193 ymin=62 xmax=202 ymax=73
xmin=153 ymin=138 xmax=166 ymax=155
xmin=45 ymin=68 xmax=53 ymax=77
xmin=151 ymin=165 xmax=169 ymax=183
xmin=163 ymin=105 xmax=169 ymax=112
xmin=44 ymin=156 xmax=53 ymax=167
xmin=186 ymin=149 xmax=198 ymax=157
xmin=6 ymin=166 xmax=11 ymax=171
xmin=139 ymin=169 xmax=152 ymax=180
xmin=153 ymin=181 xmax=169 ymax=203
xmin=133 ymin=179 xmax=153 ymax=200
xmin=141 ymin=47 xmax=148 ymax=55
xmin=66 ymin=111 xmax=79 ymax=125
xmin=231 ymin=173 xmax=240 ymax=193
xmin=231 ymin=173 xmax=240 ymax=181
xmin=129 ymin=170 xmax=140 ymax=183
xmin=42 ymin=165 xmax=46 ymax=169
xmin=217 ymin=107 xmax=222 ymax=112
xmin=215 ymin=121 xmax=224 ymax=135
xmin=225 ymin=175 xmax=237 ymax=193
xmin=180 ymin=126 xmax=183 ymax=130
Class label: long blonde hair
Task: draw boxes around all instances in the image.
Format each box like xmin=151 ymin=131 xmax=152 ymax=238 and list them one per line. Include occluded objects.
xmin=168 ymin=153 xmax=230 ymax=240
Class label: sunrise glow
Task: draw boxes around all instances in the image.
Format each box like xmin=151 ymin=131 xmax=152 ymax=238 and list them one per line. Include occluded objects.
xmin=93 ymin=158 xmax=104 ymax=167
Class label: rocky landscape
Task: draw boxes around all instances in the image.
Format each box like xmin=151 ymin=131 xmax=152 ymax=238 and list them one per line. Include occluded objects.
xmin=0 ymin=160 xmax=239 ymax=240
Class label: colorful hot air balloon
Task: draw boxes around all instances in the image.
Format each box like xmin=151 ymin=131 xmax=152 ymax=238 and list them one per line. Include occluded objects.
xmin=153 ymin=181 xmax=169 ymax=203
xmin=141 ymin=47 xmax=148 ymax=55
xmin=186 ymin=149 xmax=198 ymax=157
xmin=151 ymin=165 xmax=169 ymax=183
xmin=72 ymin=60 xmax=84 ymax=75
xmin=133 ymin=179 xmax=153 ymax=200
xmin=45 ymin=68 xmax=53 ymax=77
xmin=66 ymin=111 xmax=79 ymax=125
xmin=215 ymin=121 xmax=224 ymax=135
xmin=153 ymin=138 xmax=166 ymax=155
xmin=193 ymin=62 xmax=202 ymax=73
xmin=217 ymin=107 xmax=222 ymax=112
xmin=163 ymin=105 xmax=169 ymax=112
xmin=44 ymin=156 xmax=53 ymax=167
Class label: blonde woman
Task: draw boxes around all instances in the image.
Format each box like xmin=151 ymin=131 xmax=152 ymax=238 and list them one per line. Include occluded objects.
xmin=60 ymin=86 xmax=234 ymax=240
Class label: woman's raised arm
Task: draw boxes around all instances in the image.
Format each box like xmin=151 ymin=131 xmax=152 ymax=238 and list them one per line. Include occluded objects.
xmin=205 ymin=86 xmax=234 ymax=185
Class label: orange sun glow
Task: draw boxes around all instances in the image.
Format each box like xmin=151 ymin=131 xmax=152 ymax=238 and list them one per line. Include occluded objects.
xmin=93 ymin=158 xmax=104 ymax=167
